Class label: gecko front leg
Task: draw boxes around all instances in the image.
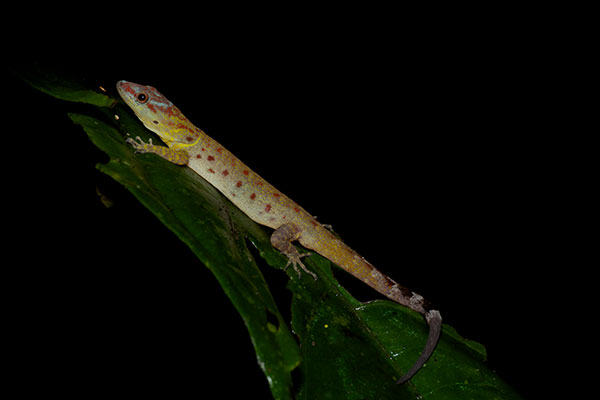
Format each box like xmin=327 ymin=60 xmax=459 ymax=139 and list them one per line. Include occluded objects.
xmin=126 ymin=136 xmax=190 ymax=165
xmin=271 ymin=223 xmax=317 ymax=280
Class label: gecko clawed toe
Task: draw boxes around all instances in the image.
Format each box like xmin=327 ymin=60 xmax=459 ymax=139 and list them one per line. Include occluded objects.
xmin=126 ymin=136 xmax=144 ymax=152
xmin=126 ymin=136 xmax=152 ymax=148
xmin=283 ymin=252 xmax=317 ymax=280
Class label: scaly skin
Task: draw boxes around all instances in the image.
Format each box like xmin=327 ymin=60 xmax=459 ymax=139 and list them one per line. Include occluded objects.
xmin=117 ymin=80 xmax=442 ymax=384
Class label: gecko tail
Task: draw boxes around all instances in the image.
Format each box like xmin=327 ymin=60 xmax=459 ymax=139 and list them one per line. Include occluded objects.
xmin=305 ymin=235 xmax=442 ymax=383
xmin=396 ymin=309 xmax=442 ymax=384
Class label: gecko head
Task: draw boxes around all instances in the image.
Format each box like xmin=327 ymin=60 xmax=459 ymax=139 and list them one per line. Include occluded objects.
xmin=116 ymin=81 xmax=200 ymax=146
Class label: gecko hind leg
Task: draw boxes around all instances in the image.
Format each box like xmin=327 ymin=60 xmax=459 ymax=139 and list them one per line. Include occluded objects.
xmin=271 ymin=223 xmax=317 ymax=280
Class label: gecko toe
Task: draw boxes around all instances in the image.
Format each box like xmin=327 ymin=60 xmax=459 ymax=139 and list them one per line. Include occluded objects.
xmin=297 ymin=255 xmax=318 ymax=281
xmin=283 ymin=260 xmax=302 ymax=278
xmin=283 ymin=254 xmax=317 ymax=280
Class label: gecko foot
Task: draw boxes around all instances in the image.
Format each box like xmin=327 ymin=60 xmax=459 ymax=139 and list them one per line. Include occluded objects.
xmin=283 ymin=253 xmax=317 ymax=280
xmin=271 ymin=223 xmax=318 ymax=281
xmin=126 ymin=136 xmax=153 ymax=153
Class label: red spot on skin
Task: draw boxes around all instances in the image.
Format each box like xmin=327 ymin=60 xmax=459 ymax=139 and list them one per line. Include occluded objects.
xmin=156 ymin=103 xmax=175 ymax=117
xmin=217 ymin=148 xmax=223 ymax=153
xmin=265 ymin=204 xmax=272 ymax=213
xmin=178 ymin=123 xmax=194 ymax=133
xmin=243 ymin=170 xmax=249 ymax=175
xmin=208 ymin=168 xmax=215 ymax=174
xmin=273 ymin=193 xmax=280 ymax=197
xmin=257 ymin=182 xmax=264 ymax=186
xmin=222 ymin=170 xmax=229 ymax=176
xmin=294 ymin=207 xmax=300 ymax=213
xmin=250 ymin=193 xmax=256 ymax=200
xmin=196 ymin=155 xmax=202 ymax=159
xmin=236 ymin=181 xmax=242 ymax=187
xmin=122 ymin=84 xmax=136 ymax=95
xmin=147 ymin=103 xmax=157 ymax=113
xmin=207 ymin=156 xmax=215 ymax=161
xmin=186 ymin=136 xmax=193 ymax=142
xmin=201 ymin=148 xmax=206 ymax=152
xmin=311 ymin=221 xmax=318 ymax=226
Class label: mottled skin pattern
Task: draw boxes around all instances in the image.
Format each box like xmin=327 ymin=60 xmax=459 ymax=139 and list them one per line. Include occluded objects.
xmin=117 ymin=81 xmax=442 ymax=384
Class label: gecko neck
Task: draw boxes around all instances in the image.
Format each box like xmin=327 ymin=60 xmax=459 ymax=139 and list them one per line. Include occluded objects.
xmin=162 ymin=124 xmax=211 ymax=151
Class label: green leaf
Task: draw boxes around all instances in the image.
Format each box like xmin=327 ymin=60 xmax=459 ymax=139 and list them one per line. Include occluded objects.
xmin=15 ymin=65 xmax=117 ymax=108
xmin=68 ymin=110 xmax=301 ymax=399
xmin=20 ymin=70 xmax=525 ymax=400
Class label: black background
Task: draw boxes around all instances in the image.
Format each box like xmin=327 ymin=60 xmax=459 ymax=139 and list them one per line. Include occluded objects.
xmin=6 ymin=16 xmax=583 ymax=398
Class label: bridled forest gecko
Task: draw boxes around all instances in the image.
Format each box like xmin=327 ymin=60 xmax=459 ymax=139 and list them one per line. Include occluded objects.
xmin=116 ymin=80 xmax=442 ymax=384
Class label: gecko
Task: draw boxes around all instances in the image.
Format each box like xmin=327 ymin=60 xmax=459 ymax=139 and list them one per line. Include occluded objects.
xmin=116 ymin=80 xmax=442 ymax=384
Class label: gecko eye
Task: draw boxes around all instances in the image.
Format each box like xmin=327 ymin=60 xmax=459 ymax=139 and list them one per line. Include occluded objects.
xmin=136 ymin=93 xmax=149 ymax=104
